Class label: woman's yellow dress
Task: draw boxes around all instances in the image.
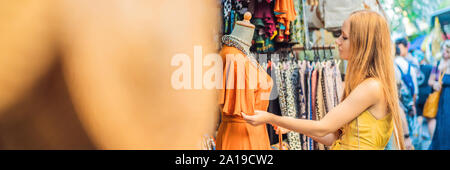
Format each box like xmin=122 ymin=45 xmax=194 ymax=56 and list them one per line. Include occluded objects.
xmin=331 ymin=110 xmax=393 ymax=150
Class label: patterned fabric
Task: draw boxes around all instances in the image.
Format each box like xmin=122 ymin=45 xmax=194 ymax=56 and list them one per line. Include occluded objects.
xmin=320 ymin=66 xmax=330 ymax=150
xmin=290 ymin=0 xmax=304 ymax=43
xmin=332 ymin=67 xmax=339 ymax=108
xmin=223 ymin=0 xmax=232 ymax=35
xmin=275 ymin=62 xmax=288 ymax=118
xmin=311 ymin=65 xmax=319 ymax=149
xmin=307 ymin=63 xmax=313 ymax=150
xmin=284 ymin=60 xmax=302 ymax=150
xmin=266 ymin=62 xmax=286 ymax=145
xmin=298 ymin=60 xmax=307 ymax=119
xmin=271 ymin=140 xmax=290 ymax=150
xmin=321 ymin=66 xmax=330 ymax=113
xmin=275 ymin=61 xmax=290 ymax=152
xmin=316 ymin=67 xmax=326 ymax=150
xmin=298 ymin=60 xmax=308 ymax=150
xmin=325 ymin=61 xmax=336 ymax=108
xmin=333 ymin=61 xmax=344 ymax=102
xmin=272 ymin=59 xmax=343 ymax=150
xmin=254 ymin=0 xmax=277 ymax=38
xmin=292 ymin=66 xmax=301 ymax=119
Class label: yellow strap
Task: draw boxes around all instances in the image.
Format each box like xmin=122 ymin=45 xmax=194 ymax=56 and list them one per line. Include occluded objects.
xmin=439 ymin=68 xmax=446 ymax=85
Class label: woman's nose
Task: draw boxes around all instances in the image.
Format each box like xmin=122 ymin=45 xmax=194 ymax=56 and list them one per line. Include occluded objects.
xmin=335 ymin=39 xmax=340 ymax=46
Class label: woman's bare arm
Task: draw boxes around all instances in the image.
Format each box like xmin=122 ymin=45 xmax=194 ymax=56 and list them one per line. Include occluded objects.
xmin=309 ymin=131 xmax=340 ymax=146
xmin=244 ymin=78 xmax=383 ymax=138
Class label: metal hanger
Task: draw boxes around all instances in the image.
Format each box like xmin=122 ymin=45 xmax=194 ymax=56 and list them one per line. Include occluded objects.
xmin=314 ymin=44 xmax=319 ymax=62
xmin=328 ymin=43 xmax=334 ymax=60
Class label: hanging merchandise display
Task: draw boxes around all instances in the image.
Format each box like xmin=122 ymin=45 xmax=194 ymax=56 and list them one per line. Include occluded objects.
xmin=302 ymin=0 xmax=386 ymax=31
xmin=218 ymin=0 xmax=343 ymax=150
xmin=305 ymin=0 xmax=324 ymax=29
xmin=256 ymin=47 xmax=343 ymax=150
xmin=223 ymin=0 xmax=252 ymax=35
xmin=431 ymin=18 xmax=444 ymax=59
xmin=290 ymin=0 xmax=305 ymax=44
xmin=274 ymin=0 xmax=297 ymax=42
xmin=322 ymin=0 xmax=363 ymax=30
xmin=272 ymin=50 xmax=302 ymax=150
xmin=253 ymin=0 xmax=277 ymax=53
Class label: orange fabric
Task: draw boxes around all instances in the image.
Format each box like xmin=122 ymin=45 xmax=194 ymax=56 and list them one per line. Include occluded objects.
xmin=274 ymin=0 xmax=297 ymax=35
xmin=216 ymin=45 xmax=273 ymax=150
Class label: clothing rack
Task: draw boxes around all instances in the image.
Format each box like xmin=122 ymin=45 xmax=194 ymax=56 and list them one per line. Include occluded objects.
xmin=255 ymin=45 xmax=336 ymax=62
xmin=293 ymin=45 xmax=335 ymax=51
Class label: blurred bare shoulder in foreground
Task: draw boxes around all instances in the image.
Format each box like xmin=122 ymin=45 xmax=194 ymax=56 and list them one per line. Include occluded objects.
xmin=0 ymin=0 xmax=218 ymax=149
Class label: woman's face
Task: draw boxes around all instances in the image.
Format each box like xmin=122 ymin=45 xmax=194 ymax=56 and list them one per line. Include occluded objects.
xmin=336 ymin=19 xmax=351 ymax=60
xmin=444 ymin=47 xmax=450 ymax=59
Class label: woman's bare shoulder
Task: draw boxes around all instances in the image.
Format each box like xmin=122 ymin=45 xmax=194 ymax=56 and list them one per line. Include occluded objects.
xmin=360 ymin=78 xmax=383 ymax=92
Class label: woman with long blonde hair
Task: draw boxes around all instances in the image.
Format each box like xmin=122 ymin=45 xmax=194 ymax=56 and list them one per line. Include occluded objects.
xmin=242 ymin=10 xmax=405 ymax=150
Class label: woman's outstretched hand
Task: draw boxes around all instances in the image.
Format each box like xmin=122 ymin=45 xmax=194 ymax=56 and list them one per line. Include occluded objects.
xmin=242 ymin=110 xmax=273 ymax=126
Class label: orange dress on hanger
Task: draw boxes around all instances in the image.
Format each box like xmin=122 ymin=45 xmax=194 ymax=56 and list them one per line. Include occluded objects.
xmin=216 ymin=45 xmax=273 ymax=150
xmin=274 ymin=0 xmax=297 ymax=35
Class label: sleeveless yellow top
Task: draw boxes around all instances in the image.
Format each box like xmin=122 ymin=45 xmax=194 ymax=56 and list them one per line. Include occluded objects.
xmin=331 ymin=110 xmax=393 ymax=150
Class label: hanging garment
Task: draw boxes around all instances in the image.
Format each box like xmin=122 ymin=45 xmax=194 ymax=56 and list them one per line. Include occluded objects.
xmin=321 ymin=66 xmax=330 ymax=113
xmin=316 ymin=65 xmax=327 ymax=150
xmin=332 ymin=62 xmax=343 ymax=105
xmin=298 ymin=60 xmax=307 ymax=120
xmin=254 ymin=27 xmax=276 ymax=53
xmin=266 ymin=61 xmax=286 ymax=145
xmin=298 ymin=60 xmax=308 ymax=150
xmin=275 ymin=62 xmax=288 ymax=118
xmin=252 ymin=0 xmax=276 ymax=53
xmin=305 ymin=0 xmax=324 ymax=29
xmin=325 ymin=61 xmax=336 ymax=108
xmin=307 ymin=62 xmax=313 ymax=150
xmin=311 ymin=64 xmax=318 ymax=121
xmin=263 ymin=52 xmax=345 ymax=150
xmin=254 ymin=0 xmax=276 ymax=38
xmin=323 ymin=0 xmax=364 ymax=30
xmin=217 ymin=45 xmax=273 ymax=150
xmin=274 ymin=0 xmax=297 ymax=35
xmin=292 ymin=66 xmax=301 ymax=119
xmin=307 ymin=61 xmax=313 ymax=122
xmin=334 ymin=60 xmax=344 ymax=102
xmin=290 ymin=0 xmax=304 ymax=43
xmin=310 ymin=64 xmax=319 ymax=149
xmin=223 ymin=0 xmax=233 ymax=35
xmin=284 ymin=60 xmax=302 ymax=150
xmin=321 ymin=64 xmax=331 ymax=150
xmin=275 ymin=60 xmax=297 ymax=148
xmin=247 ymin=0 xmax=256 ymax=14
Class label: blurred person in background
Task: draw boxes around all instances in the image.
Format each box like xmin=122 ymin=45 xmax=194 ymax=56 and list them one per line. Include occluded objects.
xmin=0 ymin=0 xmax=218 ymax=149
xmin=428 ymin=40 xmax=450 ymax=150
xmin=413 ymin=49 xmax=434 ymax=149
xmin=394 ymin=37 xmax=418 ymax=149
